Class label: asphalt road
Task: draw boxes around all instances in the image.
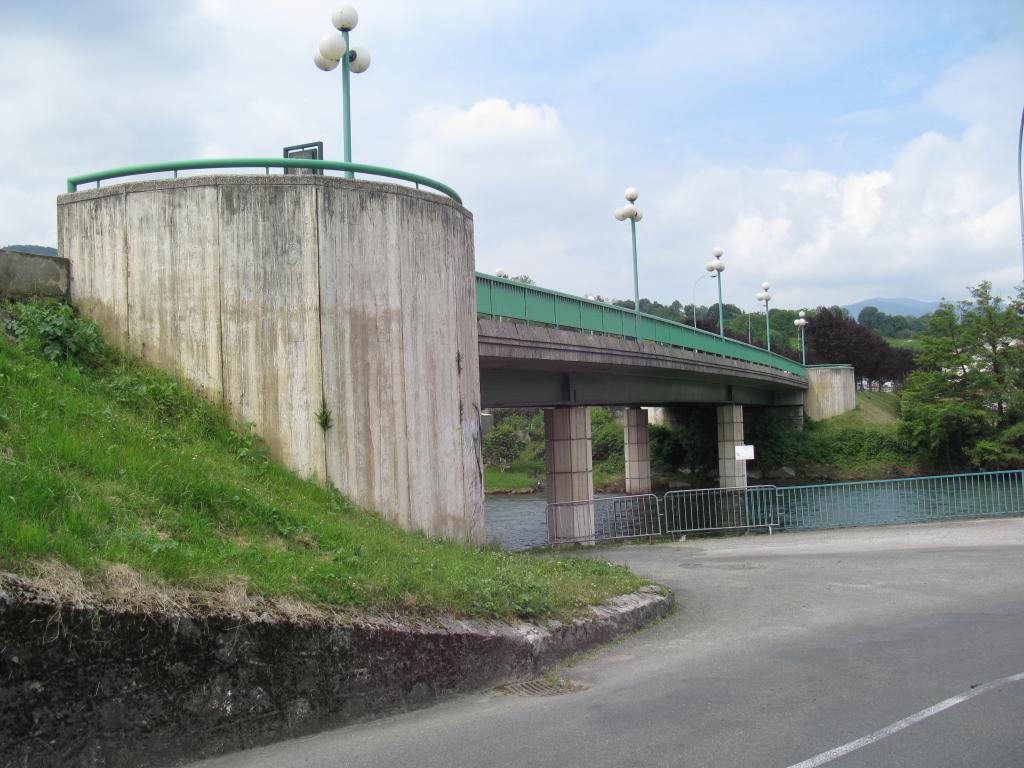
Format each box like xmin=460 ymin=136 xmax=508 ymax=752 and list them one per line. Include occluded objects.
xmin=192 ymin=518 xmax=1024 ymax=768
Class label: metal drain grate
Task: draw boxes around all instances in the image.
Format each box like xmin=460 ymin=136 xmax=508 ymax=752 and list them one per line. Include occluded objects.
xmin=493 ymin=678 xmax=582 ymax=697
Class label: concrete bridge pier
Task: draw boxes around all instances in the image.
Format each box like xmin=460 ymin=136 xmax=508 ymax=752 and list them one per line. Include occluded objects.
xmin=545 ymin=407 xmax=595 ymax=544
xmin=624 ymin=407 xmax=652 ymax=495
xmin=717 ymin=404 xmax=747 ymax=489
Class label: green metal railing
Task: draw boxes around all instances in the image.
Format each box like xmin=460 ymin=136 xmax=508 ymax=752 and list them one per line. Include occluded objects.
xmin=777 ymin=469 xmax=1024 ymax=529
xmin=476 ymin=272 xmax=806 ymax=377
xmin=66 ymin=158 xmax=462 ymax=204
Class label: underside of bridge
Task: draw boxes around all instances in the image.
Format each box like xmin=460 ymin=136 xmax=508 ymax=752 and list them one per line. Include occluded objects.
xmin=479 ymin=319 xmax=808 ymax=543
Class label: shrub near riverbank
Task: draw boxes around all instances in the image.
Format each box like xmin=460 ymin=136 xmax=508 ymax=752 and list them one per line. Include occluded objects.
xmin=0 ymin=300 xmax=645 ymax=621
xmin=745 ymin=394 xmax=919 ymax=482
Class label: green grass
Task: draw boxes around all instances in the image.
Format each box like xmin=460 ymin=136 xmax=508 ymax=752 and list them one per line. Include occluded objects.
xmin=886 ymin=337 xmax=922 ymax=350
xmin=594 ymin=463 xmax=625 ymax=491
xmin=0 ymin=302 xmax=645 ymax=621
xmin=484 ymin=468 xmax=538 ymax=492
xmin=484 ymin=455 xmax=544 ymax=492
xmin=828 ymin=391 xmax=901 ymax=429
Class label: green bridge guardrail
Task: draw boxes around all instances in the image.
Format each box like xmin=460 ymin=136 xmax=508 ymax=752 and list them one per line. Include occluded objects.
xmin=66 ymin=158 xmax=462 ymax=204
xmin=476 ymin=273 xmax=806 ymax=377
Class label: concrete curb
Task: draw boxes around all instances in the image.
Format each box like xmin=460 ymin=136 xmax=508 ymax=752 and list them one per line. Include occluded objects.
xmin=0 ymin=576 xmax=672 ymax=767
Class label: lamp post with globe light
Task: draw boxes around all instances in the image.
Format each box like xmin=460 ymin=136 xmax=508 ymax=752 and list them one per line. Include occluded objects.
xmin=614 ymin=187 xmax=644 ymax=340
xmin=705 ymin=247 xmax=725 ymax=338
xmin=313 ymin=6 xmax=372 ymax=178
xmin=793 ymin=310 xmax=808 ymax=365
xmin=756 ymin=282 xmax=772 ymax=354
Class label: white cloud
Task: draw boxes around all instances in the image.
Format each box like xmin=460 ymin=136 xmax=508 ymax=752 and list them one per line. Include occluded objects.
xmin=404 ymin=97 xmax=612 ymax=283
xmin=401 ymin=57 xmax=1021 ymax=309
xmin=407 ymin=99 xmax=568 ymax=169
xmin=0 ymin=3 xmax=1018 ymax=311
xmin=840 ymin=171 xmax=891 ymax=237
xmin=650 ymin=115 xmax=1018 ymax=307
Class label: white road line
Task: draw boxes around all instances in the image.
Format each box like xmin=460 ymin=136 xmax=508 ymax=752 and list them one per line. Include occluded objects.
xmin=785 ymin=671 xmax=1024 ymax=768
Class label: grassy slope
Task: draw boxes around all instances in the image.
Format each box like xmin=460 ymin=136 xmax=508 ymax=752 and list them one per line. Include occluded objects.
xmin=0 ymin=310 xmax=644 ymax=621
xmin=795 ymin=391 xmax=916 ymax=479
xmin=835 ymin=391 xmax=900 ymax=428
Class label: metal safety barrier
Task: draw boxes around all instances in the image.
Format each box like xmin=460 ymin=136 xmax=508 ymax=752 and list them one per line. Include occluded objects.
xmin=777 ymin=469 xmax=1024 ymax=530
xmin=663 ymin=485 xmax=780 ymax=535
xmin=475 ymin=273 xmax=806 ymax=377
xmin=546 ymin=494 xmax=661 ymax=545
xmin=538 ymin=470 xmax=1024 ymax=548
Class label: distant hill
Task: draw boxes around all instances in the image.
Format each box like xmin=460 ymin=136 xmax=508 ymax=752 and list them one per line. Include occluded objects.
xmin=844 ymin=297 xmax=940 ymax=319
xmin=3 ymin=244 xmax=58 ymax=257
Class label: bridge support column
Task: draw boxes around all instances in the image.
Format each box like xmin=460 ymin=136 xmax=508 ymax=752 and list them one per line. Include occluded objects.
xmin=624 ymin=407 xmax=652 ymax=495
xmin=717 ymin=404 xmax=747 ymax=489
xmin=545 ymin=407 xmax=595 ymax=544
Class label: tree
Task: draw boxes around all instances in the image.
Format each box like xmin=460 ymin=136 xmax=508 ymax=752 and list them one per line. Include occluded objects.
xmin=857 ymin=306 xmax=927 ymax=339
xmin=482 ymin=422 xmax=526 ymax=471
xmin=898 ymin=282 xmax=1024 ymax=468
xmin=805 ymin=307 xmax=914 ymax=387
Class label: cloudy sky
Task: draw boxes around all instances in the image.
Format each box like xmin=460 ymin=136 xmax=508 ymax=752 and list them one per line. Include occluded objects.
xmin=1 ymin=0 xmax=1022 ymax=309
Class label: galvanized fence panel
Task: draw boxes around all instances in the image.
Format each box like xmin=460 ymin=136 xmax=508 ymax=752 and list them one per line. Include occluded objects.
xmin=777 ymin=470 xmax=1024 ymax=530
xmin=537 ymin=470 xmax=1024 ymax=548
xmin=662 ymin=485 xmax=780 ymax=535
xmin=546 ymin=494 xmax=661 ymax=545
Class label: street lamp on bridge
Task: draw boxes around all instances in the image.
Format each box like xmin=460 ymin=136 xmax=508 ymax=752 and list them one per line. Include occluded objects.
xmin=793 ymin=310 xmax=808 ymax=365
xmin=314 ymin=5 xmax=372 ymax=178
xmin=614 ymin=187 xmax=644 ymax=341
xmin=705 ymin=247 xmax=725 ymax=338
xmin=756 ymin=282 xmax=772 ymax=354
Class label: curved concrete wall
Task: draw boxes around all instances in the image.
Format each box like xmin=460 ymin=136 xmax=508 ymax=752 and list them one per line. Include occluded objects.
xmin=58 ymin=175 xmax=484 ymax=543
xmin=805 ymin=365 xmax=856 ymax=421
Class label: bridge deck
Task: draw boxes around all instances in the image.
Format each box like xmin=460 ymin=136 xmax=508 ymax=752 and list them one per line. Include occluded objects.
xmin=478 ymin=319 xmax=806 ymax=408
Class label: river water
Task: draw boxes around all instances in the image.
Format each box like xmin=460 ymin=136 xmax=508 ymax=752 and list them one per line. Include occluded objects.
xmin=484 ymin=494 xmax=549 ymax=550
xmin=484 ymin=493 xmax=621 ymax=550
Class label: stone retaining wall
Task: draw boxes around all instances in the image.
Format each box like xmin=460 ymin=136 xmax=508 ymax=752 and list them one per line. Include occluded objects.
xmin=0 ymin=576 xmax=672 ymax=768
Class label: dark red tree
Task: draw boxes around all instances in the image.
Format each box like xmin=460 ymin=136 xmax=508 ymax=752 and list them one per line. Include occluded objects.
xmin=806 ymin=307 xmax=916 ymax=385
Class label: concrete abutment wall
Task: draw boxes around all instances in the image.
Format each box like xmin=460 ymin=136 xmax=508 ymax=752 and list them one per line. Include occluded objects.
xmin=58 ymin=175 xmax=484 ymax=543
xmin=805 ymin=365 xmax=856 ymax=421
